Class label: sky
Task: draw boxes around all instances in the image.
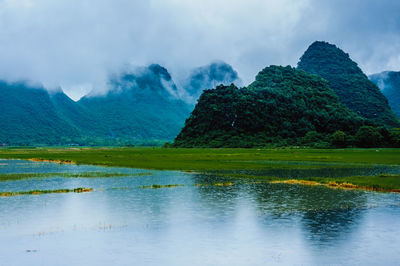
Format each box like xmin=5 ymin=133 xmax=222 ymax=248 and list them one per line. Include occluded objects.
xmin=0 ymin=0 xmax=399 ymax=100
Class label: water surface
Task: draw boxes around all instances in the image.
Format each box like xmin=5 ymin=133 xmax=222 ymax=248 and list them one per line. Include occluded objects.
xmin=0 ymin=159 xmax=399 ymax=266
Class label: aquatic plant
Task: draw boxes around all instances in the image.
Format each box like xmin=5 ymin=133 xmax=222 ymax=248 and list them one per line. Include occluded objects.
xmin=0 ymin=187 xmax=93 ymax=197
xmin=141 ymin=184 xmax=184 ymax=189
xmin=0 ymin=171 xmax=150 ymax=181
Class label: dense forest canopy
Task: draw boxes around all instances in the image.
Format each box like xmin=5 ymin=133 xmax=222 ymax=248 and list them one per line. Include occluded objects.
xmin=174 ymin=66 xmax=374 ymax=148
xmin=297 ymin=41 xmax=400 ymax=128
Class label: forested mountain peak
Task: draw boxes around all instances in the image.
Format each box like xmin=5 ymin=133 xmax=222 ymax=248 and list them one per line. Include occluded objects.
xmin=297 ymin=41 xmax=400 ymax=128
xmin=174 ymin=65 xmax=365 ymax=147
xmin=298 ymin=41 xmax=363 ymax=76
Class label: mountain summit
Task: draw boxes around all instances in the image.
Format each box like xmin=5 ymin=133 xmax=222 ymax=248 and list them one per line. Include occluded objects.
xmin=298 ymin=41 xmax=400 ymax=127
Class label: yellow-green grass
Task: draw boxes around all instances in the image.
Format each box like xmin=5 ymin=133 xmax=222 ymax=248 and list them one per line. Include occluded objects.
xmin=0 ymin=188 xmax=93 ymax=197
xmin=268 ymin=174 xmax=400 ymax=192
xmin=0 ymin=172 xmax=151 ymax=181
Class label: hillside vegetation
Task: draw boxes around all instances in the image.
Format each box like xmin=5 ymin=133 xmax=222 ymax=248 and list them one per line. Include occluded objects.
xmin=174 ymin=66 xmax=369 ymax=147
xmin=298 ymin=41 xmax=400 ymax=128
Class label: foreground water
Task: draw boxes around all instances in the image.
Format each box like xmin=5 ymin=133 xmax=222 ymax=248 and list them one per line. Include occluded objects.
xmin=0 ymin=160 xmax=400 ymax=266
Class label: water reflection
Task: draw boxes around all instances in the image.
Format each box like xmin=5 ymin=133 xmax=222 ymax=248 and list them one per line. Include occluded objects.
xmin=1 ymin=160 xmax=400 ymax=266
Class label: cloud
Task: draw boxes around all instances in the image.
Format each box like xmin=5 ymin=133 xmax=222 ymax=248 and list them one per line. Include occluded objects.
xmin=0 ymin=0 xmax=399 ymax=100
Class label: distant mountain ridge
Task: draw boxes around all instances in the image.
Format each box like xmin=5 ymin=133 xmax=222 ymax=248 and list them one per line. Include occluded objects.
xmin=297 ymin=41 xmax=400 ymax=128
xmin=0 ymin=62 xmax=240 ymax=145
xmin=369 ymin=71 xmax=400 ymax=118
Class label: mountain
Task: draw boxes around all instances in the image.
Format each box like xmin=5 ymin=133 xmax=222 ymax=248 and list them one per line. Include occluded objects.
xmin=174 ymin=65 xmax=365 ymax=148
xmin=183 ymin=61 xmax=241 ymax=103
xmin=0 ymin=64 xmax=192 ymax=145
xmin=0 ymin=81 xmax=79 ymax=145
xmin=78 ymin=64 xmax=192 ymax=142
xmin=369 ymin=71 xmax=400 ymax=118
xmin=297 ymin=41 xmax=400 ymax=128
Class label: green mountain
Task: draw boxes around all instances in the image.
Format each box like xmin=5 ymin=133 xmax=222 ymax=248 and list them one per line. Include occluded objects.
xmin=0 ymin=81 xmax=79 ymax=145
xmin=297 ymin=41 xmax=400 ymax=128
xmin=369 ymin=71 xmax=400 ymax=118
xmin=78 ymin=64 xmax=192 ymax=142
xmin=174 ymin=65 xmax=365 ymax=148
xmin=0 ymin=62 xmax=245 ymax=146
xmin=0 ymin=65 xmax=193 ymax=145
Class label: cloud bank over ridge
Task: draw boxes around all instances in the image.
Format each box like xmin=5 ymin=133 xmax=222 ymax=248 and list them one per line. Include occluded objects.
xmin=0 ymin=0 xmax=399 ymax=99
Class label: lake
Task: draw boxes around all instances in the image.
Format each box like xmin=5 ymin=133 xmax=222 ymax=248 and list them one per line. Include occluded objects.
xmin=1 ymin=159 xmax=400 ymax=266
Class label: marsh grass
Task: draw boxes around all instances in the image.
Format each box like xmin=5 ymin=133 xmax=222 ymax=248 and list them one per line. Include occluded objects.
xmin=141 ymin=184 xmax=184 ymax=189
xmin=1 ymin=147 xmax=399 ymax=191
xmin=0 ymin=187 xmax=93 ymax=197
xmin=0 ymin=172 xmax=151 ymax=181
xmin=269 ymin=174 xmax=400 ymax=192
xmin=1 ymin=147 xmax=399 ymax=171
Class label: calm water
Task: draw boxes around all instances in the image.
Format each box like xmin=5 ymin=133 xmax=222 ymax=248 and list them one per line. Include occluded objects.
xmin=1 ymin=159 xmax=400 ymax=266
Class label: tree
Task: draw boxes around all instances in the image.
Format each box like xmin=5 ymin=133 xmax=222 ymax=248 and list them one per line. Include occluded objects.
xmin=355 ymin=126 xmax=383 ymax=147
xmin=390 ymin=128 xmax=400 ymax=147
xmin=331 ymin=130 xmax=346 ymax=147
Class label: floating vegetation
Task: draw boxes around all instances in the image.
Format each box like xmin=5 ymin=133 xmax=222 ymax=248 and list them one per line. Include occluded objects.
xmin=195 ymin=182 xmax=234 ymax=187
xmin=270 ymin=180 xmax=320 ymax=186
xmin=214 ymin=182 xmax=234 ymax=187
xmin=270 ymin=178 xmax=400 ymax=193
xmin=28 ymin=158 xmax=75 ymax=164
xmin=0 ymin=188 xmax=93 ymax=197
xmin=141 ymin=184 xmax=184 ymax=189
xmin=0 ymin=171 xmax=151 ymax=181
xmin=327 ymin=181 xmax=359 ymax=189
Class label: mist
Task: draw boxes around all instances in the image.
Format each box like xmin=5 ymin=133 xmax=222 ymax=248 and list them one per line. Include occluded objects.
xmin=0 ymin=0 xmax=399 ymax=100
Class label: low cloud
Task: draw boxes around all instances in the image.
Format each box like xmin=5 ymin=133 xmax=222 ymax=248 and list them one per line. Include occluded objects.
xmin=0 ymin=0 xmax=399 ymax=100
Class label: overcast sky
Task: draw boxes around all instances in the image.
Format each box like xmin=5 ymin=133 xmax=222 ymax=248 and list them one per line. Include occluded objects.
xmin=0 ymin=0 xmax=399 ymax=100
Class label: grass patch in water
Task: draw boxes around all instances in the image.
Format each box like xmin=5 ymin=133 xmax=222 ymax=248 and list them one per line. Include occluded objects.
xmin=141 ymin=184 xmax=184 ymax=189
xmin=0 ymin=171 xmax=151 ymax=181
xmin=0 ymin=187 xmax=93 ymax=197
xmin=195 ymin=182 xmax=235 ymax=187
xmin=269 ymin=174 xmax=400 ymax=192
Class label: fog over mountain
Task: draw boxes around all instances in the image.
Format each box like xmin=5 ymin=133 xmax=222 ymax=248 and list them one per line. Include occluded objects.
xmin=370 ymin=71 xmax=400 ymax=118
xmin=0 ymin=0 xmax=399 ymax=99
xmin=182 ymin=61 xmax=241 ymax=103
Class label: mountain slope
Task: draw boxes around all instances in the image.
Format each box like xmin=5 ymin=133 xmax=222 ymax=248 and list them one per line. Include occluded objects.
xmin=0 ymin=81 xmax=79 ymax=145
xmin=174 ymin=65 xmax=365 ymax=147
xmin=79 ymin=64 xmax=192 ymax=141
xmin=0 ymin=64 xmax=193 ymax=145
xmin=369 ymin=71 xmax=400 ymax=118
xmin=297 ymin=41 xmax=400 ymax=128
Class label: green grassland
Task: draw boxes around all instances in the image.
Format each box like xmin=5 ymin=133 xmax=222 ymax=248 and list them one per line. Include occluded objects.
xmin=0 ymin=147 xmax=399 ymax=170
xmin=0 ymin=147 xmax=399 ymax=191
